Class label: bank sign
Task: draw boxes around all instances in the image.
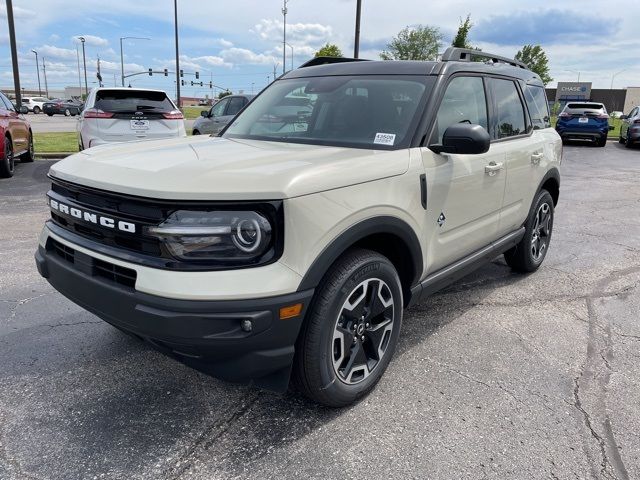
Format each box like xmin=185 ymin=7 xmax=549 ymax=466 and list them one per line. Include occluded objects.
xmin=556 ymin=82 xmax=592 ymax=101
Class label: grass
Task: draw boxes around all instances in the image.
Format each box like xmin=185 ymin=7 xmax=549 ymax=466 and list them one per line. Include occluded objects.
xmin=33 ymin=132 xmax=78 ymax=153
xmin=183 ymin=106 xmax=206 ymax=119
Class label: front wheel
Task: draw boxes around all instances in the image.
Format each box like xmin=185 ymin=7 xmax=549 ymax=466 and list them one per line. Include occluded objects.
xmin=192 ymin=130 xmax=200 ymax=135
xmin=504 ymin=190 xmax=554 ymax=273
xmin=0 ymin=136 xmax=15 ymax=178
xmin=293 ymin=249 xmax=403 ymax=407
xmin=33 ymin=106 xmax=41 ymax=114
xmin=21 ymin=132 xmax=34 ymax=162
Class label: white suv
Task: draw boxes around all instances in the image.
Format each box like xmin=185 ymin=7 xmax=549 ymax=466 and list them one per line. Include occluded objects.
xmin=78 ymin=87 xmax=186 ymax=150
xmin=21 ymin=96 xmax=49 ymax=114
xmin=36 ymin=49 xmax=562 ymax=406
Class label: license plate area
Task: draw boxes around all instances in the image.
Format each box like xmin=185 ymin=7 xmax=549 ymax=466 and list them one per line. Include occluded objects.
xmin=130 ymin=119 xmax=150 ymax=130
xmin=578 ymin=117 xmax=589 ymax=123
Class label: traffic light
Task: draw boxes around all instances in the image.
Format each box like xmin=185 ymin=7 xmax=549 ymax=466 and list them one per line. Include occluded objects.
xmin=179 ymin=69 xmax=183 ymax=78
xmin=163 ymin=68 xmax=168 ymax=77
xmin=195 ymin=71 xmax=199 ymax=79
xmin=148 ymin=68 xmax=152 ymax=76
xmin=208 ymin=81 xmax=212 ymax=89
xmin=181 ymin=80 xmax=185 ymax=86
xmin=190 ymin=81 xmax=194 ymax=86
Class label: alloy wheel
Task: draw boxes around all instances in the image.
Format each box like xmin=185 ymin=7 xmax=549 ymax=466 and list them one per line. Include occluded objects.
xmin=531 ymin=202 xmax=551 ymax=261
xmin=4 ymin=139 xmax=14 ymax=174
xmin=331 ymin=278 xmax=395 ymax=385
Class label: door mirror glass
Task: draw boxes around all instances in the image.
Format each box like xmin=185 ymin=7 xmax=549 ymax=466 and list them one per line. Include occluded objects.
xmin=200 ymin=110 xmax=209 ymax=117
xmin=429 ymin=123 xmax=491 ymax=155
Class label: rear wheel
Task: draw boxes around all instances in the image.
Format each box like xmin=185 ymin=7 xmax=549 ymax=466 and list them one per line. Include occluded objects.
xmin=597 ymin=135 xmax=607 ymax=147
xmin=504 ymin=190 xmax=554 ymax=273
xmin=64 ymin=108 xmax=71 ymax=117
xmin=293 ymin=249 xmax=403 ymax=407
xmin=192 ymin=129 xmax=201 ymax=135
xmin=0 ymin=136 xmax=15 ymax=178
xmin=625 ymin=135 xmax=634 ymax=148
xmin=47 ymin=113 xmax=54 ymax=117
xmin=619 ymin=134 xmax=625 ymax=144
xmin=21 ymin=132 xmax=34 ymax=162
xmin=33 ymin=106 xmax=41 ymax=114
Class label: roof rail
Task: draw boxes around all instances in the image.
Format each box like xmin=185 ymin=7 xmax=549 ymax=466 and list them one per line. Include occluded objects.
xmin=299 ymin=56 xmax=370 ymax=68
xmin=441 ymin=47 xmax=529 ymax=70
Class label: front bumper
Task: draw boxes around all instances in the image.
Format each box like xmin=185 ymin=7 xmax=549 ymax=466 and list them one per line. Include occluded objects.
xmin=35 ymin=240 xmax=314 ymax=392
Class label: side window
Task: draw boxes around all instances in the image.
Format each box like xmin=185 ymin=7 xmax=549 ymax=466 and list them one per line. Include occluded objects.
xmin=490 ymin=78 xmax=526 ymax=139
xmin=433 ymin=76 xmax=488 ymax=144
xmin=0 ymin=93 xmax=14 ymax=111
xmin=631 ymin=107 xmax=639 ymax=118
xmin=524 ymin=85 xmax=551 ymax=130
xmin=211 ymin=98 xmax=228 ymax=117
xmin=226 ymin=97 xmax=245 ymax=116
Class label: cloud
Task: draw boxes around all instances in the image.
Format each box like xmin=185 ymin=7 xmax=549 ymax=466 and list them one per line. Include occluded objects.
xmin=36 ymin=45 xmax=77 ymax=60
xmin=253 ymin=19 xmax=333 ymax=46
xmin=220 ymin=47 xmax=276 ymax=66
xmin=71 ymin=35 xmax=109 ymax=47
xmin=0 ymin=5 xmax=36 ymax=19
xmin=473 ymin=10 xmax=621 ymax=45
xmin=49 ymin=34 xmax=60 ymax=42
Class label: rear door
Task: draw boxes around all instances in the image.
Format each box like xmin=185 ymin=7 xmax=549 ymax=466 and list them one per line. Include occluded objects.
xmin=0 ymin=92 xmax=28 ymax=152
xmin=92 ymin=89 xmax=184 ymax=142
xmin=206 ymin=98 xmax=230 ymax=134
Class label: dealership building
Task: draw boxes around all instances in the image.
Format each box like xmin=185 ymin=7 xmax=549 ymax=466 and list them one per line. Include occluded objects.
xmin=546 ymin=82 xmax=640 ymax=113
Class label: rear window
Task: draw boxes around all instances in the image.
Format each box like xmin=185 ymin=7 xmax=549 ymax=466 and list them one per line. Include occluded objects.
xmin=94 ymin=90 xmax=175 ymax=113
xmin=566 ymin=103 xmax=604 ymax=111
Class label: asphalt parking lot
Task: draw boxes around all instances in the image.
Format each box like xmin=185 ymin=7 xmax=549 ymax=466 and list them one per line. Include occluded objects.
xmin=1 ymin=144 xmax=639 ymax=480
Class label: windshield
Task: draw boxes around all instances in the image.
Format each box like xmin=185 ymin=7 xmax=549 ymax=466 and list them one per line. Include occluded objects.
xmin=94 ymin=90 xmax=175 ymax=113
xmin=223 ymin=75 xmax=431 ymax=149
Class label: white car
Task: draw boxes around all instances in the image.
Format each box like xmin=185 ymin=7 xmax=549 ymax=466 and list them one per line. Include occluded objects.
xmin=21 ymin=96 xmax=50 ymax=114
xmin=78 ymin=87 xmax=186 ymax=150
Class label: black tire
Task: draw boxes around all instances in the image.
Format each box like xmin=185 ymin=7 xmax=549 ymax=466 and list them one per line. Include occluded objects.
xmin=33 ymin=106 xmax=41 ymax=114
xmin=504 ymin=190 xmax=554 ymax=273
xmin=625 ymin=135 xmax=634 ymax=149
xmin=192 ymin=130 xmax=200 ymax=135
xmin=47 ymin=113 xmax=54 ymax=117
xmin=21 ymin=132 xmax=34 ymax=162
xmin=597 ymin=135 xmax=607 ymax=147
xmin=64 ymin=108 xmax=70 ymax=117
xmin=0 ymin=136 xmax=15 ymax=178
xmin=293 ymin=248 xmax=403 ymax=407
xmin=619 ymin=135 xmax=625 ymax=144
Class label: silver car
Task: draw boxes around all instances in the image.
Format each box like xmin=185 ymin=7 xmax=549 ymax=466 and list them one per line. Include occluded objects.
xmin=192 ymin=94 xmax=254 ymax=135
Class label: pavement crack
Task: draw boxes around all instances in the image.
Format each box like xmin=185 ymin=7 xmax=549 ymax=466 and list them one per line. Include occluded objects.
xmin=3 ymin=293 xmax=52 ymax=321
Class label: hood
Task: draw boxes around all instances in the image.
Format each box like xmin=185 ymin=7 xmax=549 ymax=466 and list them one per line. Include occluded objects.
xmin=49 ymin=136 xmax=409 ymax=200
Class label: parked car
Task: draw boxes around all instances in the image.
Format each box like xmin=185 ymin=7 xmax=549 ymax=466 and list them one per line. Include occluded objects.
xmin=43 ymin=99 xmax=82 ymax=117
xmin=21 ymin=96 xmax=49 ymax=114
xmin=0 ymin=91 xmax=34 ymax=178
xmin=610 ymin=111 xmax=624 ymax=119
xmin=619 ymin=106 xmax=640 ymax=148
xmin=555 ymin=102 xmax=612 ymax=147
xmin=192 ymin=94 xmax=254 ymax=135
xmin=78 ymin=87 xmax=185 ymax=150
xmin=35 ymin=48 xmax=562 ymax=406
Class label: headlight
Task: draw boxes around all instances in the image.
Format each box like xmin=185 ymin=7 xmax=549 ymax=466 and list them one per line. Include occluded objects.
xmin=146 ymin=210 xmax=272 ymax=262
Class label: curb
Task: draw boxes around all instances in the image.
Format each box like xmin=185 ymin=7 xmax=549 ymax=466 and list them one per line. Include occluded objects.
xmin=35 ymin=152 xmax=75 ymax=160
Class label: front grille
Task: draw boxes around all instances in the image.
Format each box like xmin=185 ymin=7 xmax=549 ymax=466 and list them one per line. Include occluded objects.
xmin=48 ymin=238 xmax=137 ymax=289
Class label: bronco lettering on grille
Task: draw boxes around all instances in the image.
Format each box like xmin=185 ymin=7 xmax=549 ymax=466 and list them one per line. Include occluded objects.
xmin=48 ymin=197 xmax=136 ymax=233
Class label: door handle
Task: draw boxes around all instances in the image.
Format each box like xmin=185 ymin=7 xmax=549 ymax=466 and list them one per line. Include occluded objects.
xmin=531 ymin=152 xmax=544 ymax=165
xmin=484 ymin=162 xmax=504 ymax=176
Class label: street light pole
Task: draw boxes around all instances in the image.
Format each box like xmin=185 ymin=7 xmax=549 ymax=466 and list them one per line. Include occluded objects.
xmin=354 ymin=0 xmax=362 ymax=58
xmin=282 ymin=0 xmax=289 ymax=75
xmin=610 ymin=69 xmax=627 ymax=89
xmin=5 ymin=0 xmax=22 ymax=106
xmin=31 ymin=50 xmax=42 ymax=95
xmin=174 ymin=0 xmax=181 ymax=108
xmin=79 ymin=36 xmax=88 ymax=97
xmin=42 ymin=57 xmax=49 ymax=98
xmin=120 ymin=36 xmax=151 ymax=87
xmin=284 ymin=42 xmax=293 ymax=70
xmin=76 ymin=45 xmax=82 ymax=96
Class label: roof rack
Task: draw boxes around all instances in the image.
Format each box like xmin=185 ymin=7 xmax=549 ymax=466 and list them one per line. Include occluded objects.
xmin=441 ymin=47 xmax=529 ymax=70
xmin=299 ymin=56 xmax=370 ymax=68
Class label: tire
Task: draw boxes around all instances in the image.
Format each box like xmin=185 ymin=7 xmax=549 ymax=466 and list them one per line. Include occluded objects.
xmin=21 ymin=132 xmax=34 ymax=162
xmin=597 ymin=135 xmax=607 ymax=147
xmin=292 ymin=248 xmax=403 ymax=407
xmin=0 ymin=136 xmax=15 ymax=178
xmin=192 ymin=130 xmax=200 ymax=135
xmin=504 ymin=190 xmax=554 ymax=273
xmin=625 ymin=135 xmax=634 ymax=149
xmin=64 ymin=108 xmax=70 ymax=117
xmin=47 ymin=113 xmax=54 ymax=117
xmin=619 ymin=135 xmax=625 ymax=144
xmin=33 ymin=106 xmax=41 ymax=114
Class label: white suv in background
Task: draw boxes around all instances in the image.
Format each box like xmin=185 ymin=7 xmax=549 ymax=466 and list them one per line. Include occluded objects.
xmin=21 ymin=96 xmax=49 ymax=114
xmin=78 ymin=88 xmax=186 ymax=150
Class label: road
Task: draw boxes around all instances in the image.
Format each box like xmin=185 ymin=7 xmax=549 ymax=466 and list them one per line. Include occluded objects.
xmin=1 ymin=144 xmax=639 ymax=479
xmin=25 ymin=113 xmax=195 ymax=134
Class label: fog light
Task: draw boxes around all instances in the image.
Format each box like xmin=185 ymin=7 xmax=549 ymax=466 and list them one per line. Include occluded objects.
xmin=240 ymin=319 xmax=253 ymax=332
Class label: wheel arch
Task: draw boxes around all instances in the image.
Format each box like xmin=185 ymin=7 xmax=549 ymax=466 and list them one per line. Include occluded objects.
xmin=538 ymin=167 xmax=560 ymax=206
xmin=297 ymin=216 xmax=423 ymax=307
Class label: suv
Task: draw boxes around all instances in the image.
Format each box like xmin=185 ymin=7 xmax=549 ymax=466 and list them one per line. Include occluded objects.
xmin=1 ymin=91 xmax=34 ymax=178
xmin=78 ymin=88 xmax=185 ymax=150
xmin=619 ymin=106 xmax=640 ymax=148
xmin=21 ymin=96 xmax=49 ymax=114
xmin=34 ymin=48 xmax=562 ymax=407
xmin=192 ymin=94 xmax=254 ymax=135
xmin=555 ymin=102 xmax=612 ymax=147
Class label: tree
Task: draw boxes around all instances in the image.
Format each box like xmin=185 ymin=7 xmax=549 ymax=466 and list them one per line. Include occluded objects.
xmin=515 ymin=44 xmax=553 ymax=85
xmin=452 ymin=14 xmax=473 ymax=49
xmin=315 ymin=43 xmax=343 ymax=58
xmin=380 ymin=25 xmax=443 ymax=61
xmin=217 ymin=90 xmax=232 ymax=99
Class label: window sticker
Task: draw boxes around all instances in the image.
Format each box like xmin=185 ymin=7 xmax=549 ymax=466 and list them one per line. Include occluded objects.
xmin=374 ymin=132 xmax=396 ymax=146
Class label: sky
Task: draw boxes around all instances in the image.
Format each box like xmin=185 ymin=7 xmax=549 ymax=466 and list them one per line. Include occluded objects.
xmin=0 ymin=0 xmax=638 ymax=99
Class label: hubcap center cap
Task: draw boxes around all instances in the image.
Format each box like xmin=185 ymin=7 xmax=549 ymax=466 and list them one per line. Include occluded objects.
xmin=356 ymin=324 xmax=365 ymax=336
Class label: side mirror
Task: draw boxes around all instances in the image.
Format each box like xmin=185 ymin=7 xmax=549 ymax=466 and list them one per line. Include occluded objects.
xmin=620 ymin=115 xmax=628 ymax=120
xmin=19 ymin=105 xmax=29 ymax=114
xmin=201 ymin=110 xmax=209 ymax=117
xmin=429 ymin=123 xmax=491 ymax=155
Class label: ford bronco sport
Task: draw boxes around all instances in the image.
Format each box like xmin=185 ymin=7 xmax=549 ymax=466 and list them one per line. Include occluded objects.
xmin=35 ymin=48 xmax=562 ymax=407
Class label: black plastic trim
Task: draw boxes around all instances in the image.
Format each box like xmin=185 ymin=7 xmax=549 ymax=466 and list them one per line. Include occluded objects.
xmin=419 ymin=174 xmax=427 ymax=209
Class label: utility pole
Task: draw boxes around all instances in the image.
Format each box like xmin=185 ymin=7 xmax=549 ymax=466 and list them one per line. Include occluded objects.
xmin=96 ymin=55 xmax=103 ymax=87
xmin=174 ymin=0 xmax=181 ymax=108
xmin=273 ymin=63 xmax=278 ymax=82
xmin=5 ymin=0 xmax=22 ymax=106
xmin=31 ymin=50 xmax=42 ymax=95
xmin=76 ymin=45 xmax=82 ymax=96
xmin=42 ymin=57 xmax=49 ymax=98
xmin=79 ymin=36 xmax=88 ymax=97
xmin=119 ymin=36 xmax=150 ymax=87
xmin=354 ymin=0 xmax=362 ymax=58
xmin=282 ymin=0 xmax=289 ymax=75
